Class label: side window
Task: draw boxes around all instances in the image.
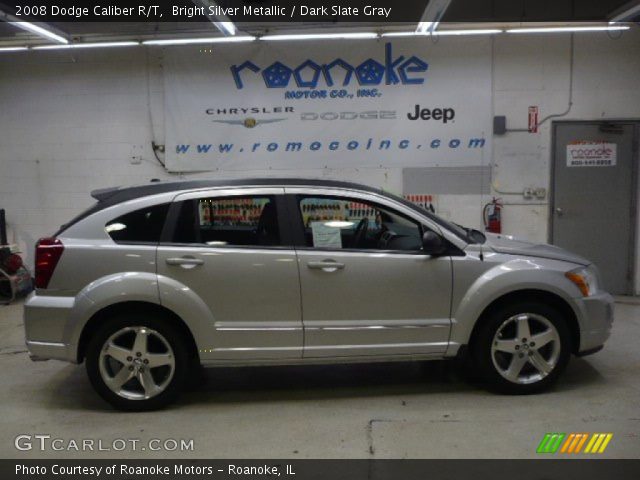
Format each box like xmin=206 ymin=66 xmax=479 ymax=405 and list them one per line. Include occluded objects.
xmin=105 ymin=203 xmax=169 ymax=244
xmin=171 ymin=196 xmax=281 ymax=247
xmin=298 ymin=196 xmax=423 ymax=251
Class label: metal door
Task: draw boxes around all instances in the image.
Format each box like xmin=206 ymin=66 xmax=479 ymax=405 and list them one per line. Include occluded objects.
xmin=551 ymin=122 xmax=637 ymax=294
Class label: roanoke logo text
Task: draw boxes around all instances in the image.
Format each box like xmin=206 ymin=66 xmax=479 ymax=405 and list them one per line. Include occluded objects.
xmin=231 ymin=42 xmax=428 ymax=90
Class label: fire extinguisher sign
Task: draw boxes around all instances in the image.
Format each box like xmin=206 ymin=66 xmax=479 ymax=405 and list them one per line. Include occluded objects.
xmin=528 ymin=106 xmax=539 ymax=133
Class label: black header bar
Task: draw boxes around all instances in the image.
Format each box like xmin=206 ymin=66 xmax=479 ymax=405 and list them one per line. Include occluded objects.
xmin=1 ymin=0 xmax=631 ymax=23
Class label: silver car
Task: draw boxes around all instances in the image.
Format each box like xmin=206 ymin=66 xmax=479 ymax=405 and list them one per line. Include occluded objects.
xmin=24 ymin=179 xmax=614 ymax=410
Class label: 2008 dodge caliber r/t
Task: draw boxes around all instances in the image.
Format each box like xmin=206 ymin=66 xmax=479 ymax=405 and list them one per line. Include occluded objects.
xmin=25 ymin=179 xmax=614 ymax=410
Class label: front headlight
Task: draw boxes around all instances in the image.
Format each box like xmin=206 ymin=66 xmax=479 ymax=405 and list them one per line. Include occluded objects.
xmin=565 ymin=266 xmax=599 ymax=297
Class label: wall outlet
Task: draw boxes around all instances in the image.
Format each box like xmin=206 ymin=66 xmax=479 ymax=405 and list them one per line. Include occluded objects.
xmin=523 ymin=188 xmax=535 ymax=200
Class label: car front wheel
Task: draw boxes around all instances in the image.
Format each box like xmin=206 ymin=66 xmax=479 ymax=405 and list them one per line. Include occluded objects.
xmin=472 ymin=302 xmax=571 ymax=394
xmin=85 ymin=313 xmax=189 ymax=411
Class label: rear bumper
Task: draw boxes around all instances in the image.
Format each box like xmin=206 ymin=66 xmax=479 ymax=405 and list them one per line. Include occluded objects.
xmin=23 ymin=292 xmax=78 ymax=363
xmin=573 ymin=292 xmax=614 ymax=354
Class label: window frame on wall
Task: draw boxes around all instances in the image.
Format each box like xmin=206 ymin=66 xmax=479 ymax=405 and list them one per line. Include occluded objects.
xmin=285 ymin=193 xmax=429 ymax=255
xmin=160 ymin=190 xmax=295 ymax=249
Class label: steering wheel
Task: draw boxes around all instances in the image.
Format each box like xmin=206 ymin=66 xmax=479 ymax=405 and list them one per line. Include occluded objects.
xmin=352 ymin=217 xmax=369 ymax=248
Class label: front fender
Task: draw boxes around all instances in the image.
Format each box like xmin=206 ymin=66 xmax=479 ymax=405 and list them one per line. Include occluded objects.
xmin=448 ymin=257 xmax=582 ymax=351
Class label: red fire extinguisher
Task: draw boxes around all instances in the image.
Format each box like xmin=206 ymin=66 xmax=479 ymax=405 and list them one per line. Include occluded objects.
xmin=483 ymin=197 xmax=503 ymax=234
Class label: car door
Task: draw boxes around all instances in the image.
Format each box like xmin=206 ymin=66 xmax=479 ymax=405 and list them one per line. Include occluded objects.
xmin=156 ymin=188 xmax=302 ymax=361
xmin=285 ymin=187 xmax=453 ymax=358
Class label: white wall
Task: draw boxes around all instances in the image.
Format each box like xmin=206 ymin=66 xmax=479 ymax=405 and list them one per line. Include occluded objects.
xmin=1 ymin=30 xmax=639 ymax=290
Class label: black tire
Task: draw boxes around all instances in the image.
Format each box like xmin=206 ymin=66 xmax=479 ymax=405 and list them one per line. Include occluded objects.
xmin=471 ymin=301 xmax=572 ymax=394
xmin=85 ymin=312 xmax=189 ymax=411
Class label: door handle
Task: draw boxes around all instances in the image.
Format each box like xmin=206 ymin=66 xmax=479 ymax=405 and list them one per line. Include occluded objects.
xmin=555 ymin=207 xmax=564 ymax=216
xmin=307 ymin=261 xmax=345 ymax=271
xmin=166 ymin=257 xmax=204 ymax=267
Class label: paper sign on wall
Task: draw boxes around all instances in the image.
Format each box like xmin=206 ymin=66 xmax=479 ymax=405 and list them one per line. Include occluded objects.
xmin=566 ymin=141 xmax=617 ymax=167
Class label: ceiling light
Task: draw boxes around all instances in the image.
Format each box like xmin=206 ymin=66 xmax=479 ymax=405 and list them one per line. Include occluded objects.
xmin=416 ymin=22 xmax=437 ymax=34
xmin=0 ymin=46 xmax=28 ymax=52
xmin=416 ymin=0 xmax=452 ymax=33
xmin=383 ymin=29 xmax=502 ymax=37
xmin=260 ymin=32 xmax=378 ymax=41
xmin=33 ymin=42 xmax=139 ymax=50
xmin=213 ymin=21 xmax=236 ymax=36
xmin=143 ymin=36 xmax=255 ymax=45
xmin=507 ymin=26 xmax=630 ymax=34
xmin=609 ymin=1 xmax=640 ymax=22
xmin=191 ymin=0 xmax=238 ymax=36
xmin=9 ymin=21 xmax=68 ymax=44
xmin=433 ymin=29 xmax=503 ymax=36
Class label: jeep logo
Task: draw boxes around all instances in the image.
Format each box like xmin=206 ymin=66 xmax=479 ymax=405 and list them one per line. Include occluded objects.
xmin=231 ymin=43 xmax=428 ymax=90
xmin=407 ymin=105 xmax=456 ymax=123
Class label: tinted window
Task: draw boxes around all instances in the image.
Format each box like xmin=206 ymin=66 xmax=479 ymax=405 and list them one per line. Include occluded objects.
xmin=298 ymin=196 xmax=423 ymax=251
xmin=105 ymin=203 xmax=169 ymax=243
xmin=171 ymin=196 xmax=281 ymax=247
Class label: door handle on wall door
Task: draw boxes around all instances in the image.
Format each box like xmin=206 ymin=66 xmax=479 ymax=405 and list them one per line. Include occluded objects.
xmin=165 ymin=257 xmax=204 ymax=267
xmin=307 ymin=261 xmax=345 ymax=271
xmin=555 ymin=207 xmax=564 ymax=216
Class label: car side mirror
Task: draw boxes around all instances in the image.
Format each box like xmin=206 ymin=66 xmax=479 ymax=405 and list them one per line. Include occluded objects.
xmin=422 ymin=231 xmax=447 ymax=256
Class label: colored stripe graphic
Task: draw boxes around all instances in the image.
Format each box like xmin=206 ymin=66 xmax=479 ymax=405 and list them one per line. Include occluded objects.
xmin=584 ymin=433 xmax=613 ymax=454
xmin=537 ymin=433 xmax=566 ymax=453
xmin=560 ymin=433 xmax=589 ymax=453
xmin=538 ymin=433 xmax=613 ymax=454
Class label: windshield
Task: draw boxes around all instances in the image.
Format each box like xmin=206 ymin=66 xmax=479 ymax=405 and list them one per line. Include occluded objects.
xmin=384 ymin=191 xmax=481 ymax=244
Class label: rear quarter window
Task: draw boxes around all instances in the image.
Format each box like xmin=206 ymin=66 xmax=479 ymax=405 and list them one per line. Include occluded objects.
xmin=105 ymin=204 xmax=170 ymax=243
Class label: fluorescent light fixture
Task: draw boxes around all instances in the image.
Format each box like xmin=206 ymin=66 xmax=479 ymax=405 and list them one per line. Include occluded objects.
xmin=143 ymin=36 xmax=255 ymax=45
xmin=384 ymin=29 xmax=502 ymax=37
xmin=416 ymin=22 xmax=437 ymax=34
xmin=213 ymin=21 xmax=236 ymax=36
xmin=507 ymin=26 xmax=630 ymax=34
xmin=0 ymin=46 xmax=28 ymax=52
xmin=416 ymin=0 xmax=452 ymax=33
xmin=260 ymin=32 xmax=378 ymax=41
xmin=610 ymin=1 xmax=640 ymax=22
xmin=9 ymin=21 xmax=67 ymax=44
xmin=33 ymin=42 xmax=139 ymax=50
xmin=192 ymin=0 xmax=238 ymax=36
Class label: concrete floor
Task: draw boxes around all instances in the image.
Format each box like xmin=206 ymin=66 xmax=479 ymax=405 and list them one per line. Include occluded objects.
xmin=0 ymin=299 xmax=638 ymax=459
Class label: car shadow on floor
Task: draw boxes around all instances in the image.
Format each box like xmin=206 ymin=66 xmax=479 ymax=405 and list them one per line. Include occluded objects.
xmin=41 ymin=356 xmax=606 ymax=412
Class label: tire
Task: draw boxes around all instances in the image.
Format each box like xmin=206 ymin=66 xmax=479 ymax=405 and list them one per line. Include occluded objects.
xmin=471 ymin=301 xmax=572 ymax=394
xmin=85 ymin=312 xmax=189 ymax=411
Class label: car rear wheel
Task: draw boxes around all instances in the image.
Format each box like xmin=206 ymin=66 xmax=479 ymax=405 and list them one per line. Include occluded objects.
xmin=472 ymin=302 xmax=571 ymax=394
xmin=85 ymin=313 xmax=189 ymax=411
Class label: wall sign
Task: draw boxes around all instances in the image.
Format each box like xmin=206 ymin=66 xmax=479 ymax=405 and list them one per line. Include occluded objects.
xmin=566 ymin=141 xmax=617 ymax=167
xmin=162 ymin=38 xmax=492 ymax=172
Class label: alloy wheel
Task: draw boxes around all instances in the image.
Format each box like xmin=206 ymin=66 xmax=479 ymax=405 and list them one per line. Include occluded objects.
xmin=98 ymin=326 xmax=175 ymax=400
xmin=490 ymin=313 xmax=561 ymax=385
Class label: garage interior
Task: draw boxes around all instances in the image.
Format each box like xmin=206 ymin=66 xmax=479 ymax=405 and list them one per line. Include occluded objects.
xmin=1 ymin=0 xmax=640 ymax=459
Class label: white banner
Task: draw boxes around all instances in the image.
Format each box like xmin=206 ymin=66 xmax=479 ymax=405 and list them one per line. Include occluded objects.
xmin=163 ymin=38 xmax=492 ymax=172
